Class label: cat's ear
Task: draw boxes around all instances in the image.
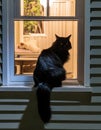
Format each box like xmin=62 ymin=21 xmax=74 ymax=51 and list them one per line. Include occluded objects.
xmin=67 ymin=34 xmax=71 ymax=39
xmin=55 ymin=34 xmax=60 ymax=39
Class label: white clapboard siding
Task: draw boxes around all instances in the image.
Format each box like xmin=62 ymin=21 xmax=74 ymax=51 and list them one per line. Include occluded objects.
xmin=51 ymin=114 xmax=101 ymax=121
xmin=45 ymin=123 xmax=101 ymax=130
xmin=51 ymin=105 xmax=101 ymax=112
xmin=0 ymin=90 xmax=29 ymax=130
xmin=0 ymin=89 xmax=44 ymax=130
xmin=92 ymin=96 xmax=101 ymax=103
xmin=93 ymin=87 xmax=101 ymax=94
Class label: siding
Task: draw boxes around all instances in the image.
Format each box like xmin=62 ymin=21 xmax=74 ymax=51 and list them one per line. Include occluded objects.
xmin=0 ymin=87 xmax=92 ymax=130
xmin=0 ymin=88 xmax=44 ymax=130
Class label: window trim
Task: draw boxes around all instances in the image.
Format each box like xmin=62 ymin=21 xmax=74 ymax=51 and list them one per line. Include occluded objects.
xmin=2 ymin=0 xmax=90 ymax=87
xmin=84 ymin=0 xmax=90 ymax=87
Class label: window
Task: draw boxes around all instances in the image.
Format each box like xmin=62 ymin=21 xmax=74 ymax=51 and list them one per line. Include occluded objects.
xmin=3 ymin=0 xmax=85 ymax=85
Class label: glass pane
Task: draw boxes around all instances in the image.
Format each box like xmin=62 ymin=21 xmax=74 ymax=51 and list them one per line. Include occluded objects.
xmin=21 ymin=0 xmax=47 ymax=16
xmin=49 ymin=0 xmax=75 ymax=16
xmin=24 ymin=21 xmax=44 ymax=35
xmin=14 ymin=20 xmax=78 ymax=79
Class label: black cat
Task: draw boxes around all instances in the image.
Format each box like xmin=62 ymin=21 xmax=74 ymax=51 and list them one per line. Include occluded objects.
xmin=33 ymin=34 xmax=72 ymax=123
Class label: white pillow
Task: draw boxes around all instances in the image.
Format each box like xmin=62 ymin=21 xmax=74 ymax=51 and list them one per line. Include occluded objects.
xmin=18 ymin=39 xmax=41 ymax=53
xmin=25 ymin=39 xmax=41 ymax=53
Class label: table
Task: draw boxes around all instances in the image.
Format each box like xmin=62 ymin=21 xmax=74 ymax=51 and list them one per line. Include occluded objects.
xmin=15 ymin=57 xmax=38 ymax=74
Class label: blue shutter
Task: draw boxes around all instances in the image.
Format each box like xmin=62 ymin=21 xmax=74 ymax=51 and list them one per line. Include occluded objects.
xmin=90 ymin=0 xmax=101 ymax=86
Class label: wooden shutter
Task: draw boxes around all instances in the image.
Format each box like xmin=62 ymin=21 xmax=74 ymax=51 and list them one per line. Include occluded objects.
xmin=90 ymin=0 xmax=101 ymax=86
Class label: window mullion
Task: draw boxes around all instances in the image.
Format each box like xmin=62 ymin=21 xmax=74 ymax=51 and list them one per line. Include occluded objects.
xmin=14 ymin=16 xmax=78 ymax=21
xmin=47 ymin=0 xmax=49 ymax=16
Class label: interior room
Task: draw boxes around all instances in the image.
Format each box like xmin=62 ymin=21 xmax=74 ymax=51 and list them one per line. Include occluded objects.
xmin=14 ymin=0 xmax=77 ymax=79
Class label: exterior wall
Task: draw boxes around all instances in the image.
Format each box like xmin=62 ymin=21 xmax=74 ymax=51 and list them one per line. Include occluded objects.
xmin=0 ymin=89 xmax=44 ymax=130
xmin=0 ymin=0 xmax=101 ymax=130
xmin=46 ymin=1 xmax=101 ymax=129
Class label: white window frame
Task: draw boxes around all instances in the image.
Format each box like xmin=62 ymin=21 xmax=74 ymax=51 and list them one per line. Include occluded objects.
xmin=2 ymin=0 xmax=90 ymax=88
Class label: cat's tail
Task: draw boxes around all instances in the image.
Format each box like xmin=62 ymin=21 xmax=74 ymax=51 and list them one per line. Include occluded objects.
xmin=36 ymin=83 xmax=51 ymax=123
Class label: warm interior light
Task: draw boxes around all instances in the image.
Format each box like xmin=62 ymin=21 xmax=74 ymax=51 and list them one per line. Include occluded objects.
xmin=40 ymin=0 xmax=47 ymax=7
xmin=20 ymin=0 xmax=23 ymax=16
xmin=15 ymin=0 xmax=77 ymax=78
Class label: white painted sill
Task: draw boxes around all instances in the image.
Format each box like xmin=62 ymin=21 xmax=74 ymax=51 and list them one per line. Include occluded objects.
xmin=0 ymin=79 xmax=92 ymax=92
xmin=0 ymin=84 xmax=92 ymax=104
xmin=0 ymin=85 xmax=92 ymax=93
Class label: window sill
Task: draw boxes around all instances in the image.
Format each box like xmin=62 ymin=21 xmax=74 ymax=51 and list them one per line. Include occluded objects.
xmin=0 ymin=85 xmax=92 ymax=103
xmin=53 ymin=85 xmax=92 ymax=93
xmin=0 ymin=85 xmax=32 ymax=91
xmin=0 ymin=85 xmax=92 ymax=92
xmin=52 ymin=85 xmax=92 ymax=104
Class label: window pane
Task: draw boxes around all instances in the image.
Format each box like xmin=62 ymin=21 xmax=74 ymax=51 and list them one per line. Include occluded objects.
xmin=14 ymin=20 xmax=78 ymax=79
xmin=21 ymin=0 xmax=47 ymax=16
xmin=24 ymin=21 xmax=44 ymax=35
xmin=20 ymin=0 xmax=75 ymax=17
xmin=49 ymin=0 xmax=75 ymax=16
